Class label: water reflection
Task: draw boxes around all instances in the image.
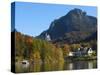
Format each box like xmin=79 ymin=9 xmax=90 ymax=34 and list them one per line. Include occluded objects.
xmin=88 ymin=61 xmax=93 ymax=69
xmin=64 ymin=60 xmax=97 ymax=70
xmin=15 ymin=60 xmax=97 ymax=73
xmin=69 ymin=63 xmax=73 ymax=70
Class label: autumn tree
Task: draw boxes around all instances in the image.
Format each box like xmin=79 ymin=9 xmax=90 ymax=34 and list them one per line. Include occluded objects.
xmin=61 ymin=44 xmax=70 ymax=58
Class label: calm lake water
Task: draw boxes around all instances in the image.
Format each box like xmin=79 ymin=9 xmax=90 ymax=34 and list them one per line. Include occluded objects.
xmin=16 ymin=60 xmax=97 ymax=73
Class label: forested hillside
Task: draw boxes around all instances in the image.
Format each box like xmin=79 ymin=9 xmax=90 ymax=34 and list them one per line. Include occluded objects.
xmin=15 ymin=32 xmax=64 ymax=64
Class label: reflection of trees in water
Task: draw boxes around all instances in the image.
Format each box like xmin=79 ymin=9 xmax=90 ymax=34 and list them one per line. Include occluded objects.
xmin=15 ymin=62 xmax=30 ymax=73
xmin=30 ymin=61 xmax=64 ymax=72
xmin=15 ymin=60 xmax=97 ymax=73
xmin=64 ymin=60 xmax=97 ymax=70
xmin=43 ymin=62 xmax=64 ymax=71
xmin=29 ymin=62 xmax=41 ymax=72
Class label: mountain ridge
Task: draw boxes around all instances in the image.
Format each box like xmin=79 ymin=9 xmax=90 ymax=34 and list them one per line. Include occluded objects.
xmin=38 ymin=8 xmax=97 ymax=43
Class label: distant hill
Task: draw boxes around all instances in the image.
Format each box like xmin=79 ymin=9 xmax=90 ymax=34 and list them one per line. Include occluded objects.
xmin=84 ymin=31 xmax=97 ymax=41
xmin=38 ymin=8 xmax=97 ymax=43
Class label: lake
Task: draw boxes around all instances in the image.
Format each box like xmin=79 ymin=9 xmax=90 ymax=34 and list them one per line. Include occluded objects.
xmin=15 ymin=60 xmax=97 ymax=73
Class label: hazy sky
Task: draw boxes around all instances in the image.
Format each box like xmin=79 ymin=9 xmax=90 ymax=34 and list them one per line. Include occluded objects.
xmin=14 ymin=2 xmax=97 ymax=36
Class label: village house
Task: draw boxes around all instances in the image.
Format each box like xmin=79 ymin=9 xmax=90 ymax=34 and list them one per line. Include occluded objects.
xmin=21 ymin=60 xmax=30 ymax=68
xmin=21 ymin=60 xmax=29 ymax=65
xmin=68 ymin=52 xmax=74 ymax=56
xmin=68 ymin=47 xmax=94 ymax=57
xmin=88 ymin=48 xmax=93 ymax=56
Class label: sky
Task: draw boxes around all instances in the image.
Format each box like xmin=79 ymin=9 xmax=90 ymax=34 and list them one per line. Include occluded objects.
xmin=14 ymin=2 xmax=97 ymax=36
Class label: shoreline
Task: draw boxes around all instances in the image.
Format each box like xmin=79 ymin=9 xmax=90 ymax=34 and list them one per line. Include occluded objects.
xmin=65 ymin=56 xmax=97 ymax=61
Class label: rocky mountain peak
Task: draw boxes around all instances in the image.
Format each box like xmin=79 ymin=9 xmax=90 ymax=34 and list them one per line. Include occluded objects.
xmin=38 ymin=8 xmax=97 ymax=43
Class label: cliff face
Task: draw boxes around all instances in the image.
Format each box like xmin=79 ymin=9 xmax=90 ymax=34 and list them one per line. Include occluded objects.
xmin=38 ymin=8 xmax=97 ymax=43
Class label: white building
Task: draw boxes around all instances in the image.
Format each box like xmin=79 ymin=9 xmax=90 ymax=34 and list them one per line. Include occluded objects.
xmin=68 ymin=47 xmax=94 ymax=57
xmin=88 ymin=48 xmax=93 ymax=56
xmin=21 ymin=60 xmax=29 ymax=65
xmin=68 ymin=52 xmax=74 ymax=56
xmin=21 ymin=60 xmax=29 ymax=68
xmin=78 ymin=48 xmax=80 ymax=51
